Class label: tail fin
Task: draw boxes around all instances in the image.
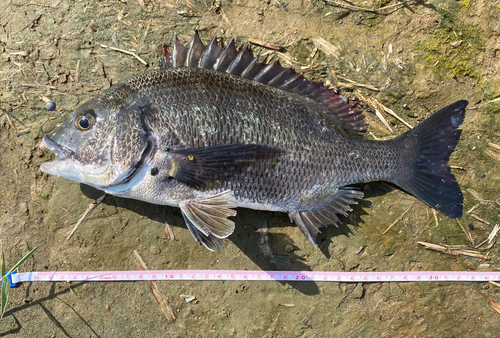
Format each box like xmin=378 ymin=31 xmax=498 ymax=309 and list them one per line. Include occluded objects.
xmin=393 ymin=100 xmax=468 ymax=218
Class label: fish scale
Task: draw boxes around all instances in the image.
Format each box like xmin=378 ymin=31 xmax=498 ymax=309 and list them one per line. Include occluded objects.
xmin=40 ymin=32 xmax=466 ymax=251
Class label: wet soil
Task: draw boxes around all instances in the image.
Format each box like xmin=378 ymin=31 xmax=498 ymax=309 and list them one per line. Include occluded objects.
xmin=1 ymin=0 xmax=500 ymax=337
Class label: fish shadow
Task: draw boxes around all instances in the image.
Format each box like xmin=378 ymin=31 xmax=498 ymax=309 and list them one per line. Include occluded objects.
xmin=80 ymin=181 xmax=395 ymax=295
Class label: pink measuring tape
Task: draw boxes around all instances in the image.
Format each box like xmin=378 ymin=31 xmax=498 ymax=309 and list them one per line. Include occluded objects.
xmin=9 ymin=270 xmax=500 ymax=285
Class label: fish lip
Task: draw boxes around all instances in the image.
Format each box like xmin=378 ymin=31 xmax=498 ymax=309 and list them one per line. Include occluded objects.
xmin=39 ymin=134 xmax=73 ymax=172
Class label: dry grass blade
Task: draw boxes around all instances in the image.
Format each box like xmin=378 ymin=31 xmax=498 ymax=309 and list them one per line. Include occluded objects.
xmin=467 ymin=203 xmax=480 ymax=214
xmin=485 ymin=149 xmax=500 ymax=162
xmin=323 ymin=0 xmax=408 ymax=13
xmin=311 ymin=36 xmax=341 ymax=60
xmin=165 ymin=223 xmax=175 ymax=241
xmin=486 ymin=297 xmax=500 ymax=314
xmin=474 ymin=224 xmax=498 ymax=249
xmin=303 ymin=305 xmax=317 ymax=325
xmin=432 ymin=209 xmax=439 ymax=227
xmin=248 ymin=38 xmax=284 ymax=51
xmin=336 ymin=75 xmax=380 ymax=91
xmin=66 ymin=194 xmax=106 ymax=240
xmin=457 ymin=219 xmax=474 ymax=245
xmin=379 ymin=103 xmax=413 ymax=129
xmin=323 ymin=0 xmax=376 ymax=12
xmin=99 ymin=44 xmax=148 ymax=66
xmin=382 ymin=203 xmax=414 ymax=234
xmin=488 ymin=142 xmax=500 ymax=151
xmin=355 ymin=92 xmax=394 ymax=134
xmin=467 ymin=188 xmax=486 ymax=203
xmin=490 ymin=224 xmax=500 ymax=243
xmin=470 ymin=214 xmax=490 ymax=226
xmin=275 ymin=52 xmax=296 ymax=66
xmin=418 ymin=241 xmax=490 ymax=260
xmin=0 ymin=109 xmax=17 ymax=133
xmin=133 ymin=250 xmax=177 ymax=323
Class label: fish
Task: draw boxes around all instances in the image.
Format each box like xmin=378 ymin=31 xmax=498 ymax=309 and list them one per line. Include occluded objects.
xmin=40 ymin=31 xmax=467 ymax=252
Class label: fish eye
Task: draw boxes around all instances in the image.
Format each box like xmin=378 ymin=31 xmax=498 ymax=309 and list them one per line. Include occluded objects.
xmin=75 ymin=110 xmax=96 ymax=131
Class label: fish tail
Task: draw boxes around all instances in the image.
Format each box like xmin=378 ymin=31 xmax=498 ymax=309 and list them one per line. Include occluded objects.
xmin=393 ymin=100 xmax=468 ymax=218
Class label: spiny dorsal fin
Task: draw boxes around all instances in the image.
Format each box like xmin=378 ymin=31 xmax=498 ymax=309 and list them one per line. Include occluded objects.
xmin=161 ymin=30 xmax=367 ymax=135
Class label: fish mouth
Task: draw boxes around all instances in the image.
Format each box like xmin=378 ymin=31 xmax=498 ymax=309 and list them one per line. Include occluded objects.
xmin=39 ymin=134 xmax=73 ymax=173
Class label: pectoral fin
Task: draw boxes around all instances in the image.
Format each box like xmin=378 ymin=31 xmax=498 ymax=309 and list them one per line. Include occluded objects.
xmin=290 ymin=187 xmax=364 ymax=247
xmin=170 ymin=144 xmax=284 ymax=189
xmin=179 ymin=191 xmax=237 ymax=251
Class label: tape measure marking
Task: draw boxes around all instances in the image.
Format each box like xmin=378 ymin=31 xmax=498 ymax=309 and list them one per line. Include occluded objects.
xmin=9 ymin=270 xmax=500 ymax=284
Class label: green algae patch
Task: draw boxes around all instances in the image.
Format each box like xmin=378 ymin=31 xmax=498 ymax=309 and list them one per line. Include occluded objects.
xmin=415 ymin=28 xmax=482 ymax=80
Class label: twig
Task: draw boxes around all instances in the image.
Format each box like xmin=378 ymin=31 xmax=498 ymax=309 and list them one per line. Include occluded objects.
xmin=133 ymin=250 xmax=176 ymax=323
xmin=16 ymin=128 xmax=30 ymax=137
xmin=457 ymin=219 xmax=474 ymax=245
xmin=418 ymin=241 xmax=490 ymax=260
xmin=382 ymin=203 xmax=414 ymax=235
xmin=99 ymin=44 xmax=148 ymax=66
xmin=248 ymin=38 xmax=284 ymax=51
xmin=66 ymin=194 xmax=106 ymax=240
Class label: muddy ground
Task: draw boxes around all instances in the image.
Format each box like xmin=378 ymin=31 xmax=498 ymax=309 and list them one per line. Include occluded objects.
xmin=1 ymin=0 xmax=500 ymax=337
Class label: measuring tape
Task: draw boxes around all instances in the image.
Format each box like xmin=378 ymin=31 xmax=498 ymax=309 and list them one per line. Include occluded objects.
xmin=7 ymin=270 xmax=500 ymax=286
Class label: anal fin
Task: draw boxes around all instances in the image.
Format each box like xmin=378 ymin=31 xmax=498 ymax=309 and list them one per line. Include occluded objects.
xmin=183 ymin=216 xmax=225 ymax=252
xmin=180 ymin=191 xmax=237 ymax=251
xmin=290 ymin=187 xmax=364 ymax=247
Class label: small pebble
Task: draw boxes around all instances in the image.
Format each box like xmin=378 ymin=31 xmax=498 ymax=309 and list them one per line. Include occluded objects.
xmin=45 ymin=101 xmax=56 ymax=111
xmin=284 ymin=245 xmax=294 ymax=252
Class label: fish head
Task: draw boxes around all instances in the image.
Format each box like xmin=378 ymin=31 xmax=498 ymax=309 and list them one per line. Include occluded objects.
xmin=40 ymin=82 xmax=155 ymax=190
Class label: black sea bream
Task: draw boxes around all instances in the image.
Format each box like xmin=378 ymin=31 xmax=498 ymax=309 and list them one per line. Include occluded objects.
xmin=40 ymin=32 xmax=467 ymax=251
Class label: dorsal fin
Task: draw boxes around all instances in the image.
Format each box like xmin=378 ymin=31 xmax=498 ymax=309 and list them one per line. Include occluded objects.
xmin=161 ymin=31 xmax=367 ymax=135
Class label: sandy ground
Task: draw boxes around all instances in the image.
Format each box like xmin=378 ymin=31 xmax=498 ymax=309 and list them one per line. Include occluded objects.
xmin=1 ymin=0 xmax=500 ymax=337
